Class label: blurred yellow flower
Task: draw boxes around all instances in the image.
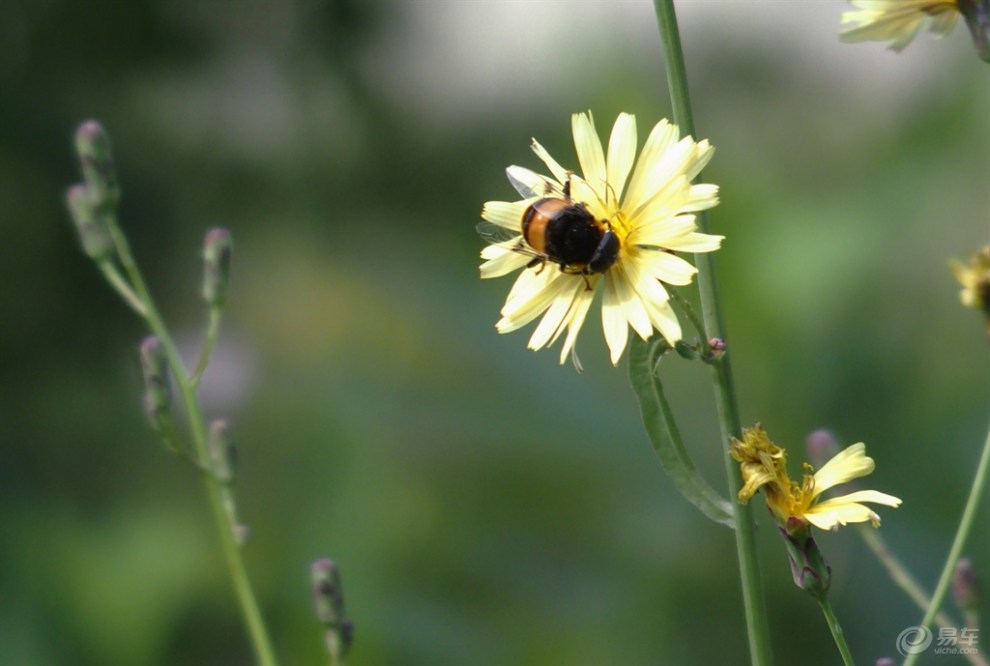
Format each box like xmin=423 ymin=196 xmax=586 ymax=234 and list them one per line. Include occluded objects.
xmin=730 ymin=425 xmax=902 ymax=532
xmin=479 ymin=112 xmax=722 ymax=367
xmin=950 ymin=245 xmax=990 ymax=311
xmin=841 ymin=0 xmax=960 ymax=51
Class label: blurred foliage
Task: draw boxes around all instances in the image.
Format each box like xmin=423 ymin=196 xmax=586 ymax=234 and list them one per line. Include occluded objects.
xmin=1 ymin=1 xmax=987 ymax=665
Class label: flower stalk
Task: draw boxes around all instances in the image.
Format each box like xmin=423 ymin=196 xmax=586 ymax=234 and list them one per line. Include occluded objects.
xmin=651 ymin=1 xmax=773 ymax=663
xmin=67 ymin=120 xmax=278 ymax=666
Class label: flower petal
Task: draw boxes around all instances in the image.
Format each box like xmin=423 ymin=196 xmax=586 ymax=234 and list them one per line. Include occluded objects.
xmin=601 ymin=275 xmax=630 ymax=365
xmin=804 ymin=501 xmax=880 ymax=531
xmin=606 ymin=113 xmax=637 ymax=205
xmin=497 ymin=269 xmax=565 ymax=332
xmin=557 ymin=285 xmax=596 ymax=364
xmin=572 ymin=112 xmax=606 ymax=196
xmin=482 ymin=200 xmax=528 ymax=230
xmin=480 ymin=241 xmax=531 ymax=278
xmin=624 ymin=119 xmax=678 ymax=214
xmin=529 ymin=279 xmax=586 ymax=350
xmin=811 ymin=443 xmax=875 ymax=499
xmin=530 ymin=138 xmax=570 ymax=185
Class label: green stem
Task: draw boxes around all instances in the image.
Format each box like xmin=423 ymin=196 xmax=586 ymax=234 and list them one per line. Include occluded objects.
xmin=96 ymin=260 xmax=148 ymax=317
xmin=192 ymin=306 xmax=223 ymax=387
xmin=652 ymin=1 xmax=773 ymax=664
xmin=857 ymin=526 xmax=959 ymax=630
xmin=903 ymin=424 xmax=990 ymax=666
xmin=817 ymin=598 xmax=855 ymax=666
xmin=668 ymin=289 xmax=707 ymax=343
xmin=105 ymin=218 xmax=278 ymax=666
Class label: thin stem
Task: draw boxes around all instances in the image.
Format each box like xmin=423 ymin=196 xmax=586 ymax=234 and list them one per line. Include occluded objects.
xmin=96 ymin=261 xmax=148 ymax=317
xmin=857 ymin=527 xmax=958 ymax=629
xmin=104 ymin=215 xmax=278 ymax=666
xmin=817 ymin=598 xmax=856 ymax=666
xmin=903 ymin=424 xmax=990 ymax=666
xmin=668 ymin=289 xmax=707 ymax=342
xmin=653 ymin=1 xmax=773 ymax=664
xmin=192 ymin=306 xmax=223 ymax=387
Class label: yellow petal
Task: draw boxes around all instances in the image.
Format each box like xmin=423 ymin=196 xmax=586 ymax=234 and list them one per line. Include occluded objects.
xmin=811 ymin=443 xmax=875 ymax=498
xmin=482 ymin=200 xmax=527 ymax=230
xmin=530 ymin=138 xmax=570 ymax=185
xmin=606 ymin=113 xmax=637 ymax=204
xmin=571 ymin=112 xmax=606 ymax=196
xmin=624 ymin=119 xmax=678 ymax=215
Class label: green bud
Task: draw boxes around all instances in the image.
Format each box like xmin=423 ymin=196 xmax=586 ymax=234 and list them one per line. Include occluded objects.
xmin=208 ymin=419 xmax=236 ymax=483
xmin=960 ymin=0 xmax=990 ymax=63
xmin=66 ymin=184 xmax=114 ymax=260
xmin=139 ymin=336 xmax=171 ymax=427
xmin=779 ymin=521 xmax=831 ymax=600
xmin=202 ymin=227 xmax=232 ymax=308
xmin=74 ymin=120 xmax=120 ymax=208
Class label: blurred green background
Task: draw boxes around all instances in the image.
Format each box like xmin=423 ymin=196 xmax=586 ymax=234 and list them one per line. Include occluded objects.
xmin=2 ymin=1 xmax=988 ymax=664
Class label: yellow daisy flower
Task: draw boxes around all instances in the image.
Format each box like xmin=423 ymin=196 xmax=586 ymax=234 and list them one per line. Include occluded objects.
xmin=840 ymin=0 xmax=961 ymax=51
xmin=730 ymin=425 xmax=902 ymax=532
xmin=479 ymin=112 xmax=722 ymax=367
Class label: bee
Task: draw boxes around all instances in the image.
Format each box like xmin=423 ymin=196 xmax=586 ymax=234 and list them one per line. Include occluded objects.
xmin=478 ymin=171 xmax=620 ymax=280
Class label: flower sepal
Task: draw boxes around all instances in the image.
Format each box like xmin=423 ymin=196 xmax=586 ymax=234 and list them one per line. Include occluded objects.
xmin=779 ymin=520 xmax=832 ymax=600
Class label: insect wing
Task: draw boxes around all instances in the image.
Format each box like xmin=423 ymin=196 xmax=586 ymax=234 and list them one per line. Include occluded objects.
xmin=505 ymin=166 xmax=563 ymax=200
xmin=476 ymin=221 xmax=520 ymax=244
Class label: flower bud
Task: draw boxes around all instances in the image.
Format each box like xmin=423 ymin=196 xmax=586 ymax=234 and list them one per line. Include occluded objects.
xmin=312 ymin=558 xmax=353 ymax=658
xmin=805 ymin=429 xmax=840 ymax=468
xmin=208 ymin=419 xmax=236 ymax=483
xmin=960 ymin=0 xmax=990 ymax=62
xmin=202 ymin=227 xmax=232 ymax=308
xmin=779 ymin=521 xmax=831 ymax=600
xmin=74 ymin=120 xmax=120 ymax=208
xmin=952 ymin=557 xmax=981 ymax=614
xmin=140 ymin=336 xmax=171 ymax=427
xmin=66 ymin=184 xmax=114 ymax=261
xmin=706 ymin=337 xmax=726 ymax=360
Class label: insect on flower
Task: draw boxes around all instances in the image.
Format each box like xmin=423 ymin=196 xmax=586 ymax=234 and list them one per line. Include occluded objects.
xmin=478 ymin=112 xmax=723 ymax=367
xmin=476 ymin=172 xmax=620 ymax=286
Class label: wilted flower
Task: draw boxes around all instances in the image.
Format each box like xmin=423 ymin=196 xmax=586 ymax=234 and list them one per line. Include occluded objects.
xmin=730 ymin=424 xmax=902 ymax=532
xmin=479 ymin=112 xmax=722 ymax=367
xmin=841 ymin=0 xmax=961 ymax=51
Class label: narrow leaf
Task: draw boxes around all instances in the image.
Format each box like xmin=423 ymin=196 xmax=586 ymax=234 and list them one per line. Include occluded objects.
xmin=628 ymin=335 xmax=735 ymax=527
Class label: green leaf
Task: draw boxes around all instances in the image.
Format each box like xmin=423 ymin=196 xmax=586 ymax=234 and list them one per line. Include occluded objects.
xmin=628 ymin=335 xmax=735 ymax=528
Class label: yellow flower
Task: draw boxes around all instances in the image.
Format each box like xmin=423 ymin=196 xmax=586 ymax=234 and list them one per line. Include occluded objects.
xmin=730 ymin=425 xmax=902 ymax=532
xmin=950 ymin=245 xmax=990 ymax=312
xmin=841 ymin=0 xmax=961 ymax=51
xmin=479 ymin=112 xmax=722 ymax=367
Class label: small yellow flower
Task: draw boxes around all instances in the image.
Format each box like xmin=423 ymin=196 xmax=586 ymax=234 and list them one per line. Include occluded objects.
xmin=841 ymin=0 xmax=961 ymax=51
xmin=479 ymin=112 xmax=722 ymax=367
xmin=730 ymin=425 xmax=902 ymax=532
xmin=950 ymin=245 xmax=990 ymax=312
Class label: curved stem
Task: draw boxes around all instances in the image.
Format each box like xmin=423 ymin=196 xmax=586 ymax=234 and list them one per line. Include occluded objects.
xmin=817 ymin=598 xmax=856 ymax=666
xmin=105 ymin=217 xmax=278 ymax=666
xmin=903 ymin=424 xmax=990 ymax=666
xmin=652 ymin=1 xmax=773 ymax=664
xmin=96 ymin=260 xmax=148 ymax=317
